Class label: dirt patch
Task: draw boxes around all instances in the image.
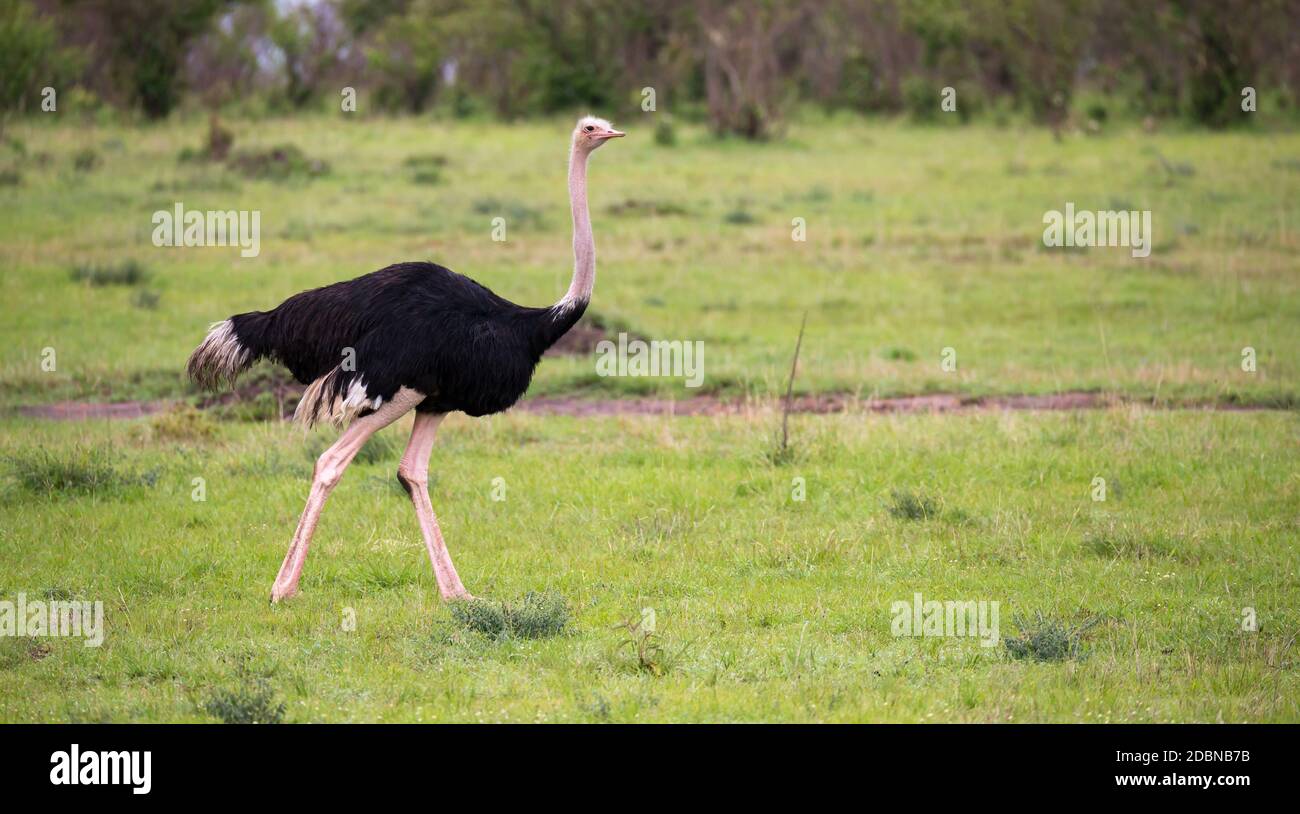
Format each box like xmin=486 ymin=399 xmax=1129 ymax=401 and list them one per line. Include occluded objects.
xmin=513 ymin=392 xmax=1121 ymax=417
xmin=515 ymin=391 xmax=1274 ymax=416
xmin=12 ymin=390 xmax=1270 ymax=422
xmin=16 ymin=401 xmax=175 ymax=420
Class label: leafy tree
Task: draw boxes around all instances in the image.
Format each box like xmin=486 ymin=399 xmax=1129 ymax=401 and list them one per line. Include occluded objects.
xmin=269 ymin=1 xmax=347 ymax=109
xmin=0 ymin=0 xmax=77 ymax=133
xmin=68 ymin=0 xmax=235 ymax=118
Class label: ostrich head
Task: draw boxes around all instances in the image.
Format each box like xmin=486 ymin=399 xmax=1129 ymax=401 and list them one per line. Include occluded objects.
xmin=573 ymin=115 xmax=624 ymax=153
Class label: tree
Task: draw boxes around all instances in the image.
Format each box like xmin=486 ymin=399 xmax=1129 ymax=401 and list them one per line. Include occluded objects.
xmin=697 ymin=0 xmax=812 ymax=139
xmin=0 ymin=0 xmax=75 ymax=134
xmin=68 ymin=0 xmax=234 ymax=118
xmin=269 ymin=1 xmax=348 ymax=109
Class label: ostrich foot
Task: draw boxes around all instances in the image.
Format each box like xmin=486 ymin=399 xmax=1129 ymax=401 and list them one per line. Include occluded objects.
xmin=269 ymin=581 xmax=299 ymax=603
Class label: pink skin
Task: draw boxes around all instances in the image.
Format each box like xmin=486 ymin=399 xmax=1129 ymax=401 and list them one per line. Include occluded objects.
xmin=396 ymin=411 xmax=472 ymax=600
xmin=270 ymin=388 xmax=430 ymax=601
xmin=269 ymin=393 xmax=471 ymax=602
xmin=270 ymin=118 xmax=622 ymax=603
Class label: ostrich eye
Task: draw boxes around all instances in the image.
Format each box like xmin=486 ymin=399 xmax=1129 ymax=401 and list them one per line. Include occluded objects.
xmin=584 ymin=125 xmax=594 ymax=132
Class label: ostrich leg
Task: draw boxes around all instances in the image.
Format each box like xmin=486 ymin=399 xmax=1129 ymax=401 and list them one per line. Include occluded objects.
xmin=270 ymin=388 xmax=425 ymax=602
xmin=396 ymin=412 xmax=472 ymax=600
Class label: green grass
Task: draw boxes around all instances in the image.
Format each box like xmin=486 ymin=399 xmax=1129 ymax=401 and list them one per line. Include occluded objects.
xmin=0 ymin=408 xmax=1296 ymax=722
xmin=0 ymin=115 xmax=1296 ymax=722
xmin=0 ymin=115 xmax=1297 ymax=406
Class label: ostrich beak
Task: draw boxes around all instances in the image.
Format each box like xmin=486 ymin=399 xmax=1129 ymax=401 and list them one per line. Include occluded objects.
xmin=596 ymin=129 xmax=625 ymax=140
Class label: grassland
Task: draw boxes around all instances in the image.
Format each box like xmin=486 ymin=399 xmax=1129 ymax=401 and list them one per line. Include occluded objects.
xmin=0 ymin=115 xmax=1297 ymax=722
xmin=1 ymin=408 xmax=1297 ymax=722
xmin=1 ymin=114 xmax=1298 ymax=405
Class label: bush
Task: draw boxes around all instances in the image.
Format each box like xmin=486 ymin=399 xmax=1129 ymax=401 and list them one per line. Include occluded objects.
xmin=654 ymin=117 xmax=677 ymax=147
xmin=902 ymin=76 xmax=941 ymax=123
xmin=72 ymin=148 xmax=100 ymax=172
xmin=227 ymin=144 xmax=328 ymax=180
xmin=5 ymin=446 xmax=150 ymax=497
xmin=69 ymin=259 xmax=149 ymax=286
xmin=449 ymin=592 xmax=570 ymax=640
xmin=1004 ymin=613 xmax=1100 ymax=662
xmin=149 ymin=405 xmax=218 ymax=442
xmin=202 ymin=677 xmax=285 ymax=724
xmin=887 ymin=488 xmax=938 ymax=521
xmin=130 ymin=288 xmax=161 ymax=309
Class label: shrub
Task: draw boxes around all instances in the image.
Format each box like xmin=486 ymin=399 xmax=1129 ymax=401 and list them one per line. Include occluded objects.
xmin=887 ymin=488 xmax=939 ymax=521
xmin=72 ymin=148 xmax=100 ymax=172
xmin=449 ymin=591 xmax=570 ymax=640
xmin=69 ymin=259 xmax=149 ymax=286
xmin=1004 ymin=613 xmax=1099 ymax=662
xmin=149 ymin=405 xmax=218 ymax=442
xmin=202 ymin=677 xmax=285 ymax=724
xmin=654 ymin=117 xmax=677 ymax=147
xmin=5 ymin=446 xmax=145 ymax=497
xmin=227 ymin=144 xmax=328 ymax=180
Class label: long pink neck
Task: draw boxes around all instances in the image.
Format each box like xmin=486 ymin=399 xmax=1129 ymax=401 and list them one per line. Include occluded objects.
xmin=555 ymin=146 xmax=593 ymax=312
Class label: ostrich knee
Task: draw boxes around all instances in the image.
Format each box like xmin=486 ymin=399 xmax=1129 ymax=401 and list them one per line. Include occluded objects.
xmin=392 ymin=468 xmax=423 ymax=494
xmin=396 ymin=439 xmax=431 ymax=496
xmin=315 ymin=452 xmax=346 ymax=491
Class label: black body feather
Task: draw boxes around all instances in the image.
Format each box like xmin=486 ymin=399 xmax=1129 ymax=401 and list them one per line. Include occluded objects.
xmin=224 ymin=262 xmax=585 ymax=418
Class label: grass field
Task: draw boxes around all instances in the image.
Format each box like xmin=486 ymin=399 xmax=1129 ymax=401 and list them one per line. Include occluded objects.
xmin=1 ymin=115 xmax=1297 ymax=722
xmin=1 ymin=114 xmax=1298 ymax=404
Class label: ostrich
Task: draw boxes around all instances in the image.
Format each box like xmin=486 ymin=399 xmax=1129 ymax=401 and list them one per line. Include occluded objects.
xmin=188 ymin=116 xmax=624 ymax=602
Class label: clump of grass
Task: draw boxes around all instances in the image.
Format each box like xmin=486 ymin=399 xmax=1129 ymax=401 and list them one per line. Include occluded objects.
xmin=653 ymin=117 xmax=677 ymax=147
xmin=0 ymin=168 xmax=21 ymax=187
xmin=471 ymin=197 xmax=544 ymax=227
xmin=5 ymin=446 xmax=146 ymax=497
xmin=207 ymin=391 xmax=285 ymax=422
xmin=505 ymin=592 xmax=571 ymax=639
xmin=449 ymin=598 xmax=506 ymax=637
xmin=149 ymin=405 xmax=218 ymax=442
xmin=404 ymin=153 xmax=448 ymax=168
xmin=202 ymin=676 xmax=285 ymax=724
xmin=887 ymin=488 xmax=939 ymax=521
xmin=227 ymin=144 xmax=328 ymax=180
xmin=1003 ymin=613 xmax=1099 ymax=662
xmin=449 ymin=591 xmax=570 ymax=640
xmin=607 ymin=198 xmax=690 ymax=217
xmin=130 ymin=288 xmax=161 ymax=309
xmin=882 ymin=346 xmax=917 ymax=361
xmin=0 ymin=636 xmax=50 ymax=669
xmin=73 ymin=147 xmax=101 ymax=172
xmin=1084 ymin=523 xmax=1190 ymax=561
xmin=723 ymin=208 xmax=756 ymax=225
xmin=404 ymin=153 xmax=448 ymax=185
xmin=69 ymin=259 xmax=149 ymax=286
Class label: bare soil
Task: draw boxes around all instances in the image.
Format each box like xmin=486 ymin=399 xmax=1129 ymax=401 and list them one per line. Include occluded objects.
xmin=13 ymin=390 xmax=1266 ymax=422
